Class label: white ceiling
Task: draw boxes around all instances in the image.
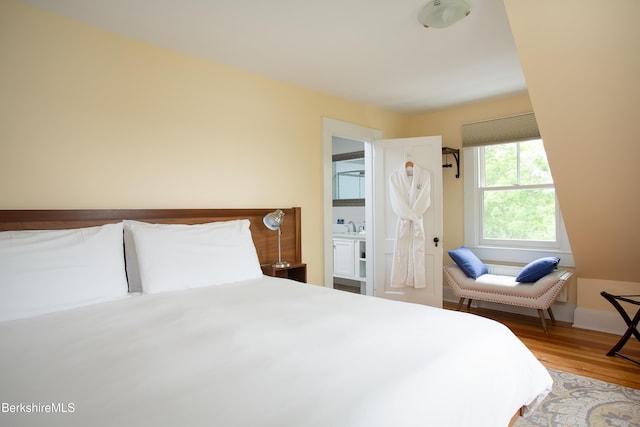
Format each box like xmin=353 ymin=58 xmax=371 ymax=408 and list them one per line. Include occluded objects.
xmin=18 ymin=0 xmax=526 ymax=114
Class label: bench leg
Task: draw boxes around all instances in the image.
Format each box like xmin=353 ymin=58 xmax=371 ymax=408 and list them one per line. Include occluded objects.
xmin=455 ymin=298 xmax=473 ymax=311
xmin=547 ymin=307 xmax=557 ymax=325
xmin=537 ymin=309 xmax=549 ymax=334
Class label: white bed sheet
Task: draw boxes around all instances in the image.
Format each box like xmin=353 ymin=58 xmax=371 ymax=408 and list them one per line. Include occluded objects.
xmin=0 ymin=276 xmax=551 ymax=427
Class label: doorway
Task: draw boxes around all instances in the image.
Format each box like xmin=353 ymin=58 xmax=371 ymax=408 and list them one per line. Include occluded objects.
xmin=332 ymin=136 xmax=365 ymax=294
xmin=322 ymin=118 xmax=381 ymax=296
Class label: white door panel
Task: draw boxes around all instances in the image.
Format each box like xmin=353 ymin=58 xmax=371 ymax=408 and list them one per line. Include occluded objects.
xmin=333 ymin=239 xmax=355 ymax=278
xmin=372 ymin=137 xmax=443 ymax=307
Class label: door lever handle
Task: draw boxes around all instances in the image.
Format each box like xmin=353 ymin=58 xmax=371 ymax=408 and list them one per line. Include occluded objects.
xmin=433 ymin=237 xmax=439 ymax=247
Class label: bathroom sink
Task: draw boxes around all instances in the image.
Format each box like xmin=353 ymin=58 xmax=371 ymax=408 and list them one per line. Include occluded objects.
xmin=332 ymin=224 xmax=365 ymax=238
xmin=332 ymin=224 xmax=350 ymax=233
xmin=333 ymin=231 xmax=365 ymax=238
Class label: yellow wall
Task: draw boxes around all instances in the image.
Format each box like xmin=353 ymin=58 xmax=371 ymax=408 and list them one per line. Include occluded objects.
xmin=503 ymin=0 xmax=640 ymax=327
xmin=0 ymin=0 xmax=408 ymax=285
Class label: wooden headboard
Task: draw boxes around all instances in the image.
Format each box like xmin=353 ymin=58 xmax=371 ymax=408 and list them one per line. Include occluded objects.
xmin=0 ymin=208 xmax=302 ymax=266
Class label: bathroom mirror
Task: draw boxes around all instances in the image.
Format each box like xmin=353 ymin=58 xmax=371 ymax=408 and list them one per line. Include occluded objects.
xmin=333 ymin=151 xmax=365 ymax=206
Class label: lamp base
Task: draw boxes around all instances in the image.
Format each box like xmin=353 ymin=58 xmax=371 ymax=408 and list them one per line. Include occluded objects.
xmin=271 ymin=261 xmax=291 ymax=268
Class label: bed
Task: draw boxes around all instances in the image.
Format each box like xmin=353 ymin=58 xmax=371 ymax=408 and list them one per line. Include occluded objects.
xmin=0 ymin=208 xmax=551 ymax=427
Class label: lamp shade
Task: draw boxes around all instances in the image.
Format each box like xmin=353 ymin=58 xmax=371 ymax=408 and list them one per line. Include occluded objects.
xmin=263 ymin=209 xmax=284 ymax=231
xmin=418 ymin=0 xmax=471 ymax=28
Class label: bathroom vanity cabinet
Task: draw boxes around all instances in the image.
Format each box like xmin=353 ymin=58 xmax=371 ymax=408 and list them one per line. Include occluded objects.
xmin=332 ymin=236 xmax=366 ymax=281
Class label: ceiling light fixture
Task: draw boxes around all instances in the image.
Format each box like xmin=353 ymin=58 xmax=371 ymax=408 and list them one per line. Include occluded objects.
xmin=418 ymin=0 xmax=471 ymax=29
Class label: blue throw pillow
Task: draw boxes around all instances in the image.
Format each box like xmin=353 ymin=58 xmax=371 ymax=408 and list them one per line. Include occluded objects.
xmin=516 ymin=257 xmax=560 ymax=283
xmin=448 ymin=246 xmax=488 ymax=279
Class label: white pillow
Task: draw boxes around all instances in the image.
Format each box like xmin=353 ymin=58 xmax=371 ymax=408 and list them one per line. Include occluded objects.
xmin=124 ymin=219 xmax=263 ymax=294
xmin=0 ymin=222 xmax=128 ymax=321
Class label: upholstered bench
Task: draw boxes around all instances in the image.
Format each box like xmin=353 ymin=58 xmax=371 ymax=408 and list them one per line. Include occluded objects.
xmin=443 ymin=248 xmax=572 ymax=333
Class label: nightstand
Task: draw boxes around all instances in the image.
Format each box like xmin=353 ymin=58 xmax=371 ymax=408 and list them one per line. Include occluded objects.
xmin=261 ymin=263 xmax=307 ymax=283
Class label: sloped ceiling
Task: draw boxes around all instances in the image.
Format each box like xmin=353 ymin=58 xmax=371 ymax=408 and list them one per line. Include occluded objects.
xmin=15 ymin=0 xmax=525 ymax=114
xmin=504 ymin=0 xmax=640 ymax=282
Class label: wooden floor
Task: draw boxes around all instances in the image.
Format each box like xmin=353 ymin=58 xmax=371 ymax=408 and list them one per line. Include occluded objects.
xmin=443 ymin=301 xmax=640 ymax=389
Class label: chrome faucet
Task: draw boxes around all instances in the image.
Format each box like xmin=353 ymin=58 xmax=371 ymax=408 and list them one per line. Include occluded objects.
xmin=348 ymin=221 xmax=356 ymax=232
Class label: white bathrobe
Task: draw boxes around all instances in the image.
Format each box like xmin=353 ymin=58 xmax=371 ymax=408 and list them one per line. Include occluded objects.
xmin=389 ymin=164 xmax=431 ymax=288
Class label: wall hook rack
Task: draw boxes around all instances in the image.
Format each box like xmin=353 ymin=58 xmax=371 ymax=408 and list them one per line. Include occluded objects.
xmin=442 ymin=147 xmax=460 ymax=178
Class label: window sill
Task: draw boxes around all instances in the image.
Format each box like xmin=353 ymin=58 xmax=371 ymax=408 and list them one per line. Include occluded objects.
xmin=467 ymin=245 xmax=575 ymax=267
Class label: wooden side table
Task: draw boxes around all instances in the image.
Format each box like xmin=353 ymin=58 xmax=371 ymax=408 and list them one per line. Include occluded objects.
xmin=261 ymin=263 xmax=307 ymax=283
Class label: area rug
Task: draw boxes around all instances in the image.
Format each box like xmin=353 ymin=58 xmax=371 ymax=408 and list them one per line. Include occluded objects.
xmin=515 ymin=368 xmax=640 ymax=427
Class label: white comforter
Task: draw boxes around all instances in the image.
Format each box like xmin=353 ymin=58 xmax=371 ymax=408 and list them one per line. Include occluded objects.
xmin=0 ymin=277 xmax=551 ymax=427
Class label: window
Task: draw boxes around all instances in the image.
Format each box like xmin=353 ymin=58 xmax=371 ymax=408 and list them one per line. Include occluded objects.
xmin=482 ymin=139 xmax=556 ymax=244
xmin=464 ymin=139 xmax=573 ymax=265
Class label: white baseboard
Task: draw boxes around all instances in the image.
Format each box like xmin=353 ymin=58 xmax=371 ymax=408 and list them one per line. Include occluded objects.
xmin=443 ymin=287 xmax=575 ymax=324
xmin=573 ymin=307 xmax=628 ymax=335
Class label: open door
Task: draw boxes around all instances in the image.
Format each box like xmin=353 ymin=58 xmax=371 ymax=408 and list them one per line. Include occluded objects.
xmin=372 ymin=137 xmax=443 ymax=307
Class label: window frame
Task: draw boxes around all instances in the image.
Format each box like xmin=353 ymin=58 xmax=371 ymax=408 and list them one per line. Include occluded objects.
xmin=463 ymin=144 xmax=574 ymax=266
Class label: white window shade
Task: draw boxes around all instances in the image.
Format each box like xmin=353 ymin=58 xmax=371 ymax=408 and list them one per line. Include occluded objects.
xmin=462 ymin=112 xmax=540 ymax=147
